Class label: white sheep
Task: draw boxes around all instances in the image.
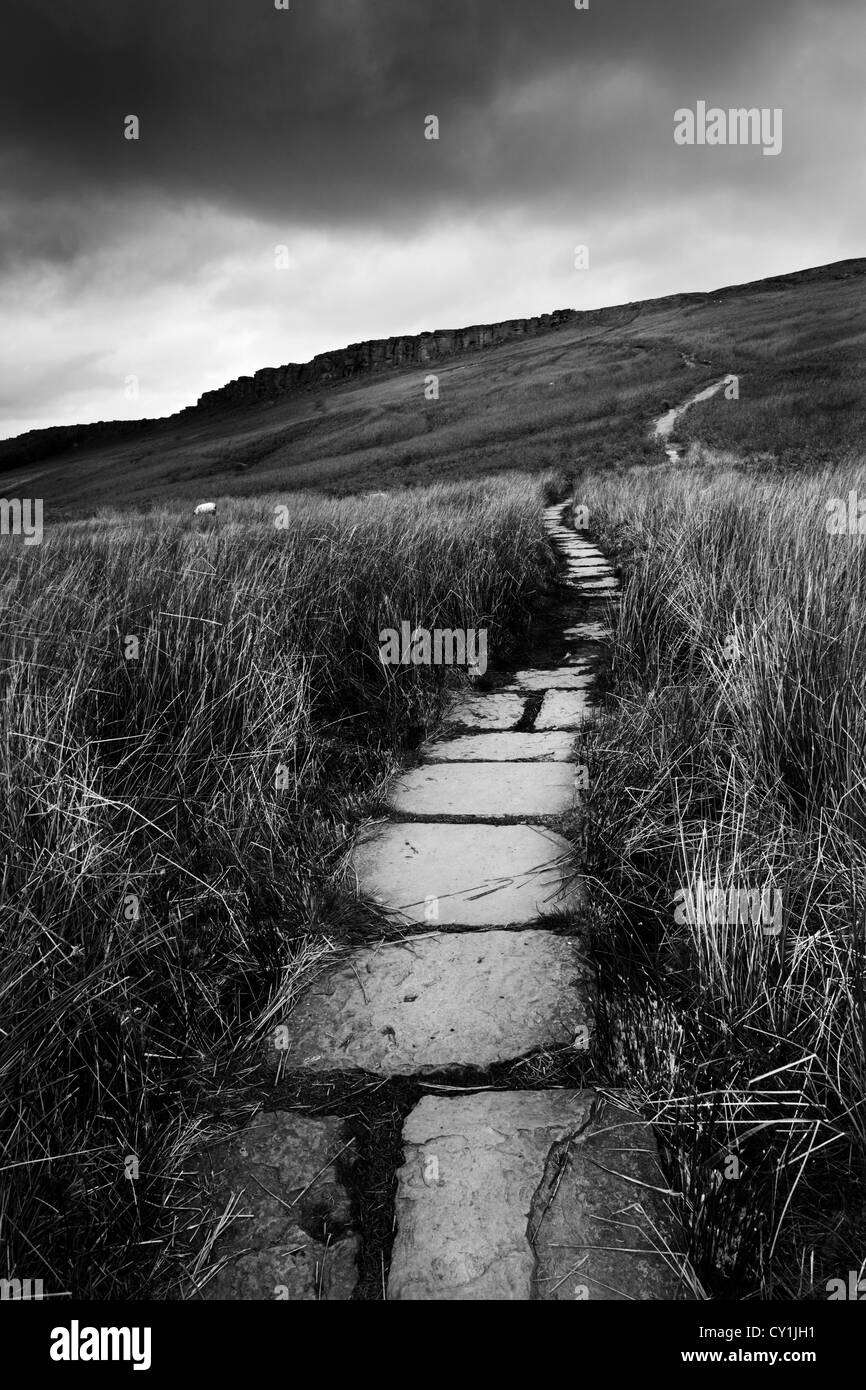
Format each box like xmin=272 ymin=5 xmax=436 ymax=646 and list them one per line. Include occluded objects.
xmin=194 ymin=503 xmax=217 ymax=516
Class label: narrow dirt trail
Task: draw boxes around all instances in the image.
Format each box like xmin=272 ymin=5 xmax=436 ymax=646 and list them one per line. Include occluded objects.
xmin=196 ymin=504 xmax=689 ymax=1301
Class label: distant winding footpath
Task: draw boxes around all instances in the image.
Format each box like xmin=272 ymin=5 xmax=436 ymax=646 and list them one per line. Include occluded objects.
xmin=653 ymin=375 xmax=733 ymax=461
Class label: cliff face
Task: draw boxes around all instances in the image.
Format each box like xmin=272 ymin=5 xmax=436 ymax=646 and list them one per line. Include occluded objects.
xmin=0 ymin=308 xmax=587 ymax=467
xmin=187 ymin=309 xmax=583 ymax=412
xmin=0 ymin=417 xmax=157 ymax=469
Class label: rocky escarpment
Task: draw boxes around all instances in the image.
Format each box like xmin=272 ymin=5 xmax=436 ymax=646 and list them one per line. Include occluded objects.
xmin=0 ymin=417 xmax=160 ymax=470
xmin=188 ymin=253 xmax=866 ymax=414
xmin=188 ymin=309 xmax=586 ymax=412
xmin=0 ymin=306 xmax=591 ymax=469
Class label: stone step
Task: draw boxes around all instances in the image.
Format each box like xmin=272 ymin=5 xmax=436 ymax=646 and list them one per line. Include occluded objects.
xmin=350 ymin=821 xmax=580 ymax=925
xmin=567 ymin=576 xmax=619 ymax=591
xmin=535 ymin=690 xmax=596 ymax=729
xmin=387 ymin=762 xmax=577 ymax=821
xmin=276 ymin=931 xmax=591 ymax=1076
xmin=507 ymin=667 xmax=594 ymax=691
xmin=421 ymin=731 xmax=577 ymax=762
xmin=388 ymin=1091 xmax=687 ymax=1301
xmin=444 ymin=691 xmax=526 ymax=730
xmin=566 ymin=586 xmax=620 ymax=600
xmin=564 ymin=622 xmax=613 ymax=641
xmin=196 ymin=1112 xmax=359 ymax=1300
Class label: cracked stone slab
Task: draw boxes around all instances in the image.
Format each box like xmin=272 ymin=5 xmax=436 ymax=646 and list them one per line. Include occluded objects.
xmin=420 ymin=731 xmax=577 ymax=762
xmin=387 ymin=1091 xmax=590 ymax=1300
xmin=507 ymin=667 xmax=594 ymax=692
xmin=278 ymin=931 xmax=591 ymax=1076
xmin=535 ymin=690 xmax=596 ymax=729
xmin=387 ymin=763 xmax=577 ymax=820
xmin=350 ymin=821 xmax=579 ymax=925
xmin=196 ymin=1111 xmax=358 ymax=1300
xmin=443 ymin=692 xmax=525 ymax=730
xmin=388 ymin=1092 xmax=686 ymax=1301
xmin=388 ymin=1092 xmax=688 ymax=1302
xmin=531 ymin=1097 xmax=689 ymax=1300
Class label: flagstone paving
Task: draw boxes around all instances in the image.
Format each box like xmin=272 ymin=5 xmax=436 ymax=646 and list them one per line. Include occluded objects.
xmin=421 ymin=731 xmax=577 ymax=761
xmin=386 ymin=762 xmax=577 ymax=820
xmin=535 ymin=689 xmax=597 ymax=729
xmin=388 ymin=1091 xmax=686 ymax=1301
xmin=443 ymin=691 xmax=526 ymax=730
xmin=203 ymin=500 xmax=685 ymax=1300
xmin=196 ymin=1112 xmax=359 ymax=1301
xmin=350 ymin=821 xmax=579 ymax=925
xmin=507 ymin=667 xmax=595 ymax=691
xmin=278 ymin=930 xmax=592 ymax=1075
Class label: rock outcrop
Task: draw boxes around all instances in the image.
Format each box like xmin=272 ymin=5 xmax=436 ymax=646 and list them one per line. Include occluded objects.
xmin=189 ymin=310 xmax=582 ymax=412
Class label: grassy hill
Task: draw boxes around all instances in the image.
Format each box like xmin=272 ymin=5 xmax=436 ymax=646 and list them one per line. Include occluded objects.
xmin=2 ymin=256 xmax=866 ymax=1301
xmin=2 ymin=256 xmax=864 ymax=519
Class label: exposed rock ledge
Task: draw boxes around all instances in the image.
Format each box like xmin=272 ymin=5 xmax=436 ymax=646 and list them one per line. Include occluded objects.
xmin=189 ymin=308 xmax=585 ymax=412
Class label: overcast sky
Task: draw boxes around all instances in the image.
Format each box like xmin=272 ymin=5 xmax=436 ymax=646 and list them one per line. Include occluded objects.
xmin=1 ymin=0 xmax=863 ymax=438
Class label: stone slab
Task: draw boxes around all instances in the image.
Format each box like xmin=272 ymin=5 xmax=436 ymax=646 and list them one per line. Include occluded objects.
xmin=444 ymin=692 xmax=525 ymax=730
xmin=421 ymin=731 xmax=577 ymax=762
xmin=387 ymin=763 xmax=576 ymax=820
xmin=200 ymin=1239 xmax=359 ymax=1302
xmin=281 ymin=931 xmax=591 ymax=1075
xmin=531 ymin=1098 xmax=689 ymax=1301
xmin=535 ymin=690 xmax=596 ymax=729
xmin=563 ymin=623 xmax=612 ymax=641
xmin=571 ymin=577 xmax=619 ymax=592
xmin=388 ymin=1092 xmax=687 ymax=1301
xmin=350 ymin=821 xmax=580 ymax=925
xmin=508 ymin=668 xmax=594 ymax=691
xmin=196 ymin=1111 xmax=358 ymax=1300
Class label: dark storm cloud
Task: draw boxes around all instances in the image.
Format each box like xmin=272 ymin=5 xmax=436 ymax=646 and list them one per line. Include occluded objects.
xmin=1 ymin=0 xmax=863 ymax=436
xmin=0 ymin=0 xmax=832 ymax=230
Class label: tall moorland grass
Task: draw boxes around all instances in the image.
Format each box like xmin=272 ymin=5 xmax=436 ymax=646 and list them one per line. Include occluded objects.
xmin=578 ymin=460 xmax=866 ymax=1297
xmin=0 ymin=476 xmax=550 ymax=1299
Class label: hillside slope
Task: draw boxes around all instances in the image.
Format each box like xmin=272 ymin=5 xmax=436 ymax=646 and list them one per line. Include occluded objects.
xmin=2 ymin=257 xmax=864 ymax=519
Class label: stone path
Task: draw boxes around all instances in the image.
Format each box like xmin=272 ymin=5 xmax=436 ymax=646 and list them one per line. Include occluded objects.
xmin=654 ymin=377 xmax=731 ymax=462
xmin=197 ymin=501 xmax=688 ymax=1300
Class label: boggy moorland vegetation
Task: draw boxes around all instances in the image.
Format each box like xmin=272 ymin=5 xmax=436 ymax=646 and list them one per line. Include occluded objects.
xmin=0 ymin=478 xmax=549 ymax=1298
xmin=3 ymin=456 xmax=864 ymax=1301
xmin=578 ymin=459 xmax=866 ymax=1298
